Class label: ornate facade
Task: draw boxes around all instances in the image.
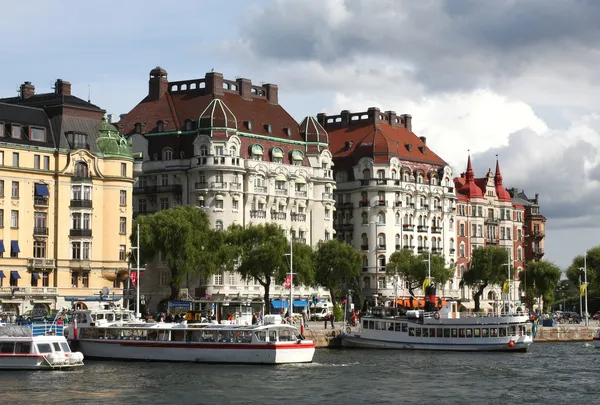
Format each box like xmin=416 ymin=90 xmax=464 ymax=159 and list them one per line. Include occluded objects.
xmin=508 ymin=188 xmax=546 ymax=263
xmin=322 ymin=108 xmax=458 ymax=306
xmin=0 ymin=80 xmax=133 ymax=314
xmin=117 ymin=67 xmax=333 ymax=311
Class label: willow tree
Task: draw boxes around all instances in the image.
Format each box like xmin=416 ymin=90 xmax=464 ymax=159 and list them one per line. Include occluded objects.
xmin=226 ymin=223 xmax=314 ymax=314
xmin=314 ymin=239 xmax=362 ymax=306
xmin=518 ymin=260 xmax=562 ymax=312
xmin=460 ymin=246 xmax=509 ymax=312
xmin=133 ymin=206 xmax=223 ymax=300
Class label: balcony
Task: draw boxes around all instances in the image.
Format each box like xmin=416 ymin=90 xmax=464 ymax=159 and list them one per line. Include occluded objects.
xmin=34 ymin=196 xmax=49 ymax=207
xmin=395 ymin=201 xmax=402 ymax=207
xmin=230 ymin=182 xmax=242 ymax=191
xmin=340 ymin=202 xmax=354 ymax=209
xmin=409 ymin=203 xmax=415 ymax=208
xmin=377 ymin=244 xmax=387 ymax=251
xmin=533 ymin=231 xmax=545 ymax=239
xmin=417 ymin=225 xmax=429 ymax=232
xmin=291 ymin=213 xmax=306 ymax=222
xmin=33 ymin=227 xmax=49 ymax=237
xmin=295 ymin=190 xmax=308 ymax=198
xmin=254 ymin=186 xmax=268 ymax=194
xmin=275 ymin=188 xmax=288 ymax=196
xmin=359 ymin=201 xmax=369 ymax=207
xmin=70 ymin=260 xmax=91 ymax=270
xmin=403 ymin=224 xmax=415 ymax=231
xmin=362 ymin=267 xmax=369 ymax=272
xmin=133 ymin=185 xmax=182 ymax=195
xmin=360 ymin=244 xmax=368 ymax=251
xmin=485 ymin=217 xmax=499 ymax=224
xmin=450 ymin=248 xmax=456 ymax=254
xmin=293 ymin=238 xmax=307 ymax=244
xmin=486 ymin=238 xmax=499 ymax=245
xmin=360 ymin=180 xmax=370 ymax=186
xmin=0 ymin=287 xmax=58 ymax=297
xmin=194 ymin=182 xmax=208 ymax=190
xmin=446 ymin=187 xmax=454 ymax=193
xmin=27 ymin=258 xmax=56 ymax=269
xmin=432 ymin=247 xmax=443 ymax=254
xmin=270 ymin=211 xmax=287 ymax=220
xmin=422 ymin=204 xmax=429 ymax=210
xmin=339 ymin=223 xmax=354 ymax=231
xmin=71 ymin=175 xmax=92 ymax=183
xmin=377 ymin=200 xmax=387 ymax=207
xmin=431 ymin=226 xmax=442 ymax=234
xmin=70 ymin=199 xmax=93 ymax=208
xmin=70 ymin=229 xmax=92 ymax=237
xmin=322 ymin=192 xmax=333 ymax=200
xmin=395 ymin=244 xmax=401 ymax=250
xmin=417 ymin=246 xmax=426 ymax=252
xmin=250 ymin=210 xmax=266 ymax=219
xmin=403 ymin=245 xmax=411 ymax=249
xmin=211 ymin=182 xmax=227 ymax=189
xmin=196 ymin=155 xmax=242 ymax=167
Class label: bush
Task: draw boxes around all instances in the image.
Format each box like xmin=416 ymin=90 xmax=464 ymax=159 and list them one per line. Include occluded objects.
xmin=333 ymin=304 xmax=344 ymax=321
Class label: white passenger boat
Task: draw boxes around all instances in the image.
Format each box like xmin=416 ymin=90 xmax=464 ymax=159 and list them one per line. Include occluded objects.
xmin=342 ymin=301 xmax=533 ymax=352
xmin=593 ymin=328 xmax=600 ymax=348
xmin=0 ymin=324 xmax=84 ymax=370
xmin=66 ymin=309 xmax=315 ymax=364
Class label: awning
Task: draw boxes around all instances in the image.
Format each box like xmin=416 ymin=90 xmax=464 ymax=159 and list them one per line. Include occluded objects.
xmin=0 ymin=271 xmax=5 ymax=278
xmin=271 ymin=300 xmax=289 ymax=309
xmin=32 ymin=273 xmax=41 ymax=280
xmin=35 ymin=184 xmax=50 ymax=196
xmin=297 ymin=201 xmax=306 ymax=207
xmin=459 ymin=301 xmax=475 ymax=310
xmin=258 ymin=197 xmax=267 ymax=204
xmin=0 ymin=240 xmax=4 ymax=253
xmin=232 ymin=194 xmax=241 ymax=201
xmin=275 ymin=174 xmax=287 ymax=181
xmin=295 ymin=177 xmax=306 ymax=184
xmin=291 ymin=150 xmax=303 ymax=160
xmin=11 ymin=241 xmax=20 ymax=254
xmin=293 ymin=300 xmax=308 ymax=307
xmin=197 ymin=195 xmax=205 ymax=200
xmin=272 ymin=148 xmax=284 ymax=158
xmin=215 ymin=194 xmax=224 ymax=201
xmin=10 ymin=271 xmax=21 ymax=279
xmin=251 ymin=144 xmax=263 ymax=155
xmin=64 ymin=297 xmax=121 ymax=302
xmin=290 ymin=225 xmax=298 ymax=231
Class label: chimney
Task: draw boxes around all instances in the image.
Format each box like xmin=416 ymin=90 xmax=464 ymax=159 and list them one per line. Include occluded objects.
xmin=55 ymin=79 xmax=71 ymax=96
xmin=317 ymin=113 xmax=327 ymax=127
xmin=341 ymin=110 xmax=350 ymax=125
xmin=419 ymin=136 xmax=427 ymax=145
xmin=205 ymin=72 xmax=224 ymax=96
xmin=149 ymin=67 xmax=168 ymax=100
xmin=236 ymin=78 xmax=252 ymax=100
xmin=400 ymin=114 xmax=413 ymax=131
xmin=385 ymin=110 xmax=397 ymax=127
xmin=263 ymin=83 xmax=278 ymax=105
xmin=20 ymin=81 xmax=35 ymax=99
xmin=368 ymin=107 xmax=381 ymax=124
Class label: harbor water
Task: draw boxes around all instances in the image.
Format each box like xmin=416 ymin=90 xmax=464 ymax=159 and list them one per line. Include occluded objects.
xmin=0 ymin=342 xmax=597 ymax=405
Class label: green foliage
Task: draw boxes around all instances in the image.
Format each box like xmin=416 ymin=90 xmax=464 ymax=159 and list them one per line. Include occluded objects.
xmin=333 ymin=304 xmax=344 ymax=322
xmin=518 ymin=260 xmax=562 ymax=311
xmin=460 ymin=246 xmax=510 ymax=311
xmin=314 ymin=239 xmax=362 ymax=305
xmin=566 ymin=246 xmax=600 ymax=297
xmin=386 ymin=249 xmax=452 ymax=295
xmin=132 ymin=206 xmax=221 ymax=299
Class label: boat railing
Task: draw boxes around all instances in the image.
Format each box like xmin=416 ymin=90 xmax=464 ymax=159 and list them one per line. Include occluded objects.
xmin=423 ymin=311 xmax=528 ymax=319
xmin=32 ymin=324 xmax=64 ymax=337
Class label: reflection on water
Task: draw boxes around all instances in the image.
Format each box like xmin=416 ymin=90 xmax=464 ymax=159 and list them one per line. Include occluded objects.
xmin=0 ymin=343 xmax=598 ymax=405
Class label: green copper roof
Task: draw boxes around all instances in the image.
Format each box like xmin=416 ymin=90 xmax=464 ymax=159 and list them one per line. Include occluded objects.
xmin=96 ymin=117 xmax=132 ymax=158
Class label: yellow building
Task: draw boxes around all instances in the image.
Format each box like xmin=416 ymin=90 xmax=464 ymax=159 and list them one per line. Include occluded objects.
xmin=0 ymin=79 xmax=133 ymax=315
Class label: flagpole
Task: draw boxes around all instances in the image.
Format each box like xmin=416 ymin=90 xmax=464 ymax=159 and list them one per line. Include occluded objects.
xmin=584 ymin=254 xmax=589 ymax=326
xmin=136 ymin=223 xmax=141 ymax=320
xmin=289 ymin=238 xmax=293 ymax=323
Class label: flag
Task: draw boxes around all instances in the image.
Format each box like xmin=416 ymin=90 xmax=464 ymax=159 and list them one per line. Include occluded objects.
xmin=422 ymin=277 xmax=432 ymax=291
xmin=502 ymin=280 xmax=509 ymax=293
xmin=284 ymin=275 xmax=295 ymax=289
xmin=130 ymin=271 xmax=137 ymax=286
xmin=580 ymin=282 xmax=588 ymax=296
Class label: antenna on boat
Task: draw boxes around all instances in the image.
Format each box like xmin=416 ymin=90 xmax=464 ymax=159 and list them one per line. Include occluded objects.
xmin=285 ymin=238 xmax=294 ymax=322
xmin=130 ymin=223 xmax=142 ymax=320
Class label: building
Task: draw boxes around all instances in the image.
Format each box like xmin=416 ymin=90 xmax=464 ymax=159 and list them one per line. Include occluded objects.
xmin=453 ymin=156 xmax=526 ymax=311
xmin=508 ymin=188 xmax=546 ymax=264
xmin=0 ymin=79 xmax=133 ymax=314
xmin=321 ymin=108 xmax=458 ymax=306
xmin=116 ymin=67 xmax=333 ymax=312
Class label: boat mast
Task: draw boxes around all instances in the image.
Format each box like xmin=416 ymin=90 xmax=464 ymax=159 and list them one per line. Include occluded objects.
xmin=507 ymin=248 xmax=511 ymax=314
xmin=136 ymin=223 xmax=141 ymax=319
xmin=289 ymin=238 xmax=293 ymax=321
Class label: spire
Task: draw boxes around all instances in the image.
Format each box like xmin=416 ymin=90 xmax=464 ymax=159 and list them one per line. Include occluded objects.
xmin=494 ymin=154 xmax=503 ymax=185
xmin=465 ymin=151 xmax=474 ymax=181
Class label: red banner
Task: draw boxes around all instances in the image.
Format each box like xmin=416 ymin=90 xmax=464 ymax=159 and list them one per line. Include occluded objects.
xmin=130 ymin=272 xmax=137 ymax=286
xmin=284 ymin=275 xmax=295 ymax=289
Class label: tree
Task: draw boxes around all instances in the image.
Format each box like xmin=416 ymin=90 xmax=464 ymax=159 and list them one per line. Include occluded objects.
xmin=314 ymin=239 xmax=362 ymax=306
xmin=566 ymin=246 xmax=600 ymax=298
xmin=133 ymin=206 xmax=223 ymax=300
xmin=387 ymin=249 xmax=452 ymax=307
xmin=460 ymin=246 xmax=509 ymax=312
xmin=226 ymin=223 xmax=314 ymax=314
xmin=518 ymin=260 xmax=562 ymax=312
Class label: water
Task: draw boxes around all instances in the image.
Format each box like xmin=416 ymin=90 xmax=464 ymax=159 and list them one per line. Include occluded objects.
xmin=0 ymin=343 xmax=597 ymax=405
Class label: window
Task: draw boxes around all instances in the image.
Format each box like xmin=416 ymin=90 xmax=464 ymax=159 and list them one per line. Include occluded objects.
xmin=161 ymin=174 xmax=169 ymax=186
xmin=69 ymin=133 xmax=88 ymax=149
xmin=10 ymin=272 xmax=19 ymax=286
xmin=0 ymin=180 xmax=3 ymax=197
xmin=12 ymin=152 xmax=19 ymax=167
xmin=42 ymin=272 xmax=49 ymax=287
xmin=214 ymin=272 xmax=223 ymax=285
xmin=42 ymin=155 xmax=49 ymax=170
xmin=0 ymin=209 xmax=3 ymax=228
xmin=71 ymin=271 xmax=79 ymax=287
xmin=11 ymin=124 xmax=21 ymax=139
xmin=75 ymin=161 xmax=88 ymax=178
xmin=30 ymin=127 xmax=45 ymax=141
xmin=377 ymin=170 xmax=385 ymax=179
xmin=199 ymin=145 xmax=208 ymax=156
xmin=72 ymin=242 xmax=81 ymax=260
xmin=459 ymin=223 xmax=465 ymax=236
xmin=82 ymin=242 xmax=90 ymax=260
xmin=138 ymin=199 xmax=147 ymax=213
xmin=215 ymin=220 xmax=223 ymax=230
xmin=119 ymin=245 xmax=126 ymax=261
xmin=158 ymin=271 xmax=169 ymax=287
xmin=121 ymin=163 xmax=126 ymax=177
xmin=160 ymin=198 xmax=169 ymax=210
xmin=162 ymin=148 xmax=173 ymax=160
xmin=34 ymin=212 xmax=47 ymax=230
xmin=120 ymin=217 xmax=127 ymax=234
xmin=215 ymin=199 xmax=223 ymax=210
xmin=34 ymin=154 xmax=40 ymax=169
xmin=459 ymin=243 xmax=465 ymax=258
xmin=215 ymin=145 xmax=224 ymax=156
xmin=325 ymin=208 xmax=331 ymax=219
xmin=157 ymin=121 xmax=164 ymax=132
xmin=11 ymin=181 xmax=18 ymax=198
xmin=228 ymin=272 xmax=235 ymax=285
xmin=229 ymin=146 xmax=237 ymax=157
xmin=119 ymin=190 xmax=126 ymax=206
xmin=10 ymin=210 xmax=18 ymax=228
xmin=361 ymin=212 xmax=368 ymax=225
xmin=33 ymin=241 xmax=46 ymax=258
xmin=517 ymin=247 xmax=522 ymax=261
xmin=232 ymin=200 xmax=239 ymax=211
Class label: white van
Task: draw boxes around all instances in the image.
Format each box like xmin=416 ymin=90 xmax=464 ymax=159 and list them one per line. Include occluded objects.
xmin=309 ymin=300 xmax=333 ymax=321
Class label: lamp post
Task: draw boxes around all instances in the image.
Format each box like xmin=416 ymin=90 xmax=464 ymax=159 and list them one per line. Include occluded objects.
xmin=371 ymin=220 xmax=383 ymax=306
xmin=580 ymin=255 xmax=589 ymax=326
xmin=579 ymin=274 xmax=583 ymax=319
xmin=284 ymin=238 xmax=294 ymax=322
xmin=130 ymin=223 xmax=142 ymax=319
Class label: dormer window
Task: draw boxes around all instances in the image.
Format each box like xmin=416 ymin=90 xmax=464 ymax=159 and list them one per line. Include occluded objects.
xmin=11 ymin=124 xmax=22 ymax=139
xmin=134 ymin=123 xmax=142 ymax=134
xmin=251 ymin=144 xmax=264 ymax=161
xmin=74 ymin=161 xmax=89 ymax=178
xmin=162 ymin=148 xmax=173 ymax=160
xmin=271 ymin=147 xmax=284 ymax=164
xmin=199 ymin=145 xmax=208 ymax=156
xmin=283 ymin=127 xmax=292 ymax=137
xmin=68 ymin=132 xmax=89 ymax=150
xmin=229 ymin=145 xmax=237 ymax=157
xmin=185 ymin=120 xmax=193 ymax=131
xmin=291 ymin=150 xmax=303 ymax=166
xmin=264 ymin=124 xmax=272 ymax=134
xmin=243 ymin=120 xmax=252 ymax=131
xmin=30 ymin=127 xmax=45 ymax=142
xmin=157 ymin=121 xmax=164 ymax=132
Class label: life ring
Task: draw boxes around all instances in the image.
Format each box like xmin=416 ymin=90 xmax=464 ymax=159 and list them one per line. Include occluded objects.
xmin=346 ymin=327 xmax=351 ymax=334
xmin=434 ymin=312 xmax=440 ymax=320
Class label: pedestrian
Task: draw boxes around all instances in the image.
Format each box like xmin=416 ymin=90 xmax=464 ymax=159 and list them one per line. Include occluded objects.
xmin=330 ymin=311 xmax=334 ymax=329
xmin=302 ymin=309 xmax=308 ymax=327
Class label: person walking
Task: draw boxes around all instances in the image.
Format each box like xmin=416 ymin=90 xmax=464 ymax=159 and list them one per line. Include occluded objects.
xmin=330 ymin=311 xmax=335 ymax=329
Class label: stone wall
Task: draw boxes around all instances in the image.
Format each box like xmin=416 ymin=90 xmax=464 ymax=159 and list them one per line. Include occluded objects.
xmin=534 ymin=325 xmax=597 ymax=342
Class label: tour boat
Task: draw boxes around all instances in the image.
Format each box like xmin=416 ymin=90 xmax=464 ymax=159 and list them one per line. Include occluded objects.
xmin=593 ymin=328 xmax=600 ymax=348
xmin=0 ymin=324 xmax=84 ymax=370
xmin=342 ymin=300 xmax=533 ymax=352
xmin=66 ymin=308 xmax=315 ymax=364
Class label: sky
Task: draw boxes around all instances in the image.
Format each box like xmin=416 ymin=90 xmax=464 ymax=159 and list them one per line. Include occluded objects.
xmin=1 ymin=0 xmax=599 ymax=270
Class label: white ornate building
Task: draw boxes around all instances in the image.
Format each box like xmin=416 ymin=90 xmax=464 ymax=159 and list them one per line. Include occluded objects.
xmin=319 ymin=108 xmax=459 ymax=307
xmin=117 ymin=67 xmax=333 ymax=312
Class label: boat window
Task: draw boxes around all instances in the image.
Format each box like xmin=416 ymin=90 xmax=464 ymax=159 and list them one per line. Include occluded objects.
xmin=235 ymin=330 xmax=253 ymax=343
xmin=422 ymin=328 xmax=429 ymax=337
xmin=106 ymin=314 xmax=115 ymax=322
xmin=279 ymin=329 xmax=294 ymax=342
xmin=121 ymin=329 xmax=134 ymax=340
xmin=15 ymin=342 xmax=31 ymax=354
xmin=171 ymin=330 xmax=186 ymax=342
xmin=388 ymin=322 xmax=394 ymax=331
xmin=218 ymin=330 xmax=233 ymax=343
xmin=436 ymin=328 xmax=443 ymax=337
xmin=451 ymin=328 xmax=458 ymax=338
xmin=466 ymin=329 xmax=473 ymax=338
xmin=91 ymin=314 xmax=97 ymax=321
xmin=490 ymin=328 xmax=498 ymax=337
xmin=430 ymin=328 xmax=436 ymax=337
xmin=268 ymin=331 xmax=277 ymax=342
xmin=36 ymin=343 xmax=52 ymax=354
xmin=255 ymin=331 xmax=266 ymax=342
xmin=148 ymin=330 xmax=158 ymax=341
xmin=394 ymin=323 xmax=402 ymax=332
xmin=525 ymin=325 xmax=532 ymax=336
xmin=363 ymin=320 xmax=368 ymax=329
xmin=368 ymin=321 xmax=374 ymax=329
xmin=0 ymin=342 xmax=15 ymax=354
xmin=201 ymin=330 xmax=215 ymax=342
xmin=60 ymin=342 xmax=71 ymax=353
xmin=509 ymin=326 xmax=516 ymax=336
xmin=53 ymin=342 xmax=62 ymax=352
xmin=482 ymin=328 xmax=489 ymax=337
xmin=133 ymin=329 xmax=147 ymax=340
xmin=499 ymin=328 xmax=507 ymax=337
xmin=78 ymin=313 xmax=89 ymax=323
xmin=106 ymin=329 xmax=120 ymax=339
xmin=415 ymin=328 xmax=422 ymax=337
xmin=115 ymin=313 xmax=122 ymax=321
xmin=158 ymin=330 xmax=170 ymax=341
xmin=401 ymin=323 xmax=408 ymax=333
xmin=408 ymin=328 xmax=415 ymax=337
xmin=443 ymin=329 xmax=450 ymax=338
xmin=458 ymin=329 xmax=465 ymax=338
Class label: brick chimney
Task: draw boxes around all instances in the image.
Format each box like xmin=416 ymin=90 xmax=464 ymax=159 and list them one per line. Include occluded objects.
xmin=385 ymin=110 xmax=397 ymax=127
xmin=317 ymin=113 xmax=327 ymax=127
xmin=341 ymin=110 xmax=350 ymax=125
xmin=149 ymin=67 xmax=168 ymax=100
xmin=419 ymin=136 xmax=427 ymax=145
xmin=368 ymin=107 xmax=381 ymax=125
xmin=236 ymin=78 xmax=252 ymax=100
xmin=55 ymin=79 xmax=71 ymax=96
xmin=20 ymin=82 xmax=35 ymax=99
xmin=263 ymin=83 xmax=278 ymax=105
xmin=206 ymin=72 xmax=224 ymax=96
xmin=400 ymin=114 xmax=412 ymax=132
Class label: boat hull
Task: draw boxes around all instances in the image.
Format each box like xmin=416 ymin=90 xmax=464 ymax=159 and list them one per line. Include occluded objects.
xmin=0 ymin=354 xmax=83 ymax=370
xmin=73 ymin=339 xmax=315 ymax=364
xmin=593 ymin=338 xmax=600 ymax=348
xmin=342 ymin=334 xmax=532 ymax=352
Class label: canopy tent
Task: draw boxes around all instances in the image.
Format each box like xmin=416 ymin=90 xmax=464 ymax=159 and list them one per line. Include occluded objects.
xmin=271 ymin=300 xmax=289 ymax=309
xmin=293 ymin=300 xmax=308 ymax=307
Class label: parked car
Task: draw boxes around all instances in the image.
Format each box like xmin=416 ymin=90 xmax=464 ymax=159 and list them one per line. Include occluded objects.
xmin=593 ymin=311 xmax=600 ymax=320
xmin=559 ymin=312 xmax=581 ymax=324
xmin=16 ymin=309 xmax=49 ymax=324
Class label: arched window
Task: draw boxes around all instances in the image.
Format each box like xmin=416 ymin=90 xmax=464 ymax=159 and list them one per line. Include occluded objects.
xmin=418 ymin=235 xmax=423 ymax=247
xmin=74 ymin=161 xmax=88 ymax=178
xmin=162 ymin=148 xmax=173 ymax=160
xmin=403 ymin=214 xmax=409 ymax=226
xmin=418 ymin=215 xmax=424 ymax=226
xmin=431 ymin=238 xmax=437 ymax=249
xmin=134 ymin=123 xmax=142 ymax=134
xmin=395 ymin=234 xmax=400 ymax=248
xmin=363 ymin=277 xmax=371 ymax=289
xmin=229 ymin=145 xmax=237 ymax=157
xmin=403 ymin=234 xmax=408 ymax=247
xmin=199 ymin=145 xmax=208 ymax=156
xmin=405 ymin=195 xmax=411 ymax=206
xmin=157 ymin=121 xmax=164 ymax=132
xmin=361 ymin=212 xmax=368 ymax=224
xmin=458 ymin=265 xmax=463 ymax=278
xmin=416 ymin=173 xmax=423 ymax=184
xmin=449 ymin=238 xmax=455 ymax=250
xmin=391 ymin=169 xmax=397 ymax=179
xmin=362 ymin=169 xmax=371 ymax=179
xmin=517 ymin=247 xmax=522 ymax=261
xmin=215 ymin=220 xmax=223 ymax=231
xmin=430 ymin=176 xmax=438 ymax=186
xmin=395 ymin=212 xmax=401 ymax=225
xmin=377 ymin=170 xmax=385 ymax=179
xmin=378 ymin=255 xmax=386 ymax=268
xmin=403 ymin=171 xmax=410 ymax=181
xmin=487 ymin=291 xmax=496 ymax=301
xmin=377 ymin=211 xmax=385 ymax=224
xmin=378 ymin=191 xmax=385 ymax=201
xmin=377 ymin=233 xmax=386 ymax=248
xmin=459 ymin=243 xmax=465 ymax=258
xmin=361 ymin=233 xmax=368 ymax=246
xmin=362 ymin=256 xmax=368 ymax=268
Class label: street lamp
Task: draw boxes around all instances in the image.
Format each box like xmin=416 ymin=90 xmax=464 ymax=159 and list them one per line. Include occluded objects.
xmin=371 ymin=220 xmax=383 ymax=306
xmin=284 ymin=239 xmax=294 ymax=322
xmin=579 ymin=254 xmax=589 ymax=326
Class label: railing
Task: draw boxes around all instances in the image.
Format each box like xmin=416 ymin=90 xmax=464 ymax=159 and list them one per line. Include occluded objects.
xmin=395 ymin=201 xmax=402 ymax=207
xmin=230 ymin=182 xmax=242 ymax=191
xmin=33 ymin=227 xmax=49 ymax=236
xmin=196 ymin=155 xmax=242 ymax=167
xmin=250 ymin=210 xmax=266 ymax=219
xmin=290 ymin=213 xmax=306 ymax=221
xmin=485 ymin=217 xmax=499 ymax=224
xmin=295 ymin=190 xmax=308 ymax=198
xmin=270 ymin=212 xmax=286 ymax=220
xmin=417 ymin=225 xmax=429 ymax=232
xmin=403 ymin=224 xmax=415 ymax=231
xmin=32 ymin=324 xmax=64 ymax=337
xmin=70 ymin=199 xmax=93 ymax=208
xmin=431 ymin=226 xmax=442 ymax=234
xmin=70 ymin=229 xmax=92 ymax=237
xmin=533 ymin=248 xmax=544 ymax=255
xmin=360 ymin=244 xmax=368 ymax=251
xmin=340 ymin=202 xmax=353 ymax=208
xmin=133 ymin=185 xmax=182 ymax=194
xmin=275 ymin=189 xmax=288 ymax=196
xmin=71 ymin=176 xmax=92 ymax=183
xmin=0 ymin=287 xmax=59 ymax=296
xmin=194 ymin=182 xmax=208 ymax=190
xmin=377 ymin=244 xmax=387 ymax=250
xmin=211 ymin=182 xmax=227 ymax=189
xmin=486 ymin=238 xmax=499 ymax=245
xmin=254 ymin=186 xmax=268 ymax=194
xmin=293 ymin=238 xmax=307 ymax=244
xmin=28 ymin=258 xmax=56 ymax=268
xmin=377 ymin=200 xmax=387 ymax=206
xmin=34 ymin=196 xmax=49 ymax=206
xmin=359 ymin=201 xmax=368 ymax=207
xmin=533 ymin=231 xmax=545 ymax=238
xmin=322 ymin=192 xmax=333 ymax=200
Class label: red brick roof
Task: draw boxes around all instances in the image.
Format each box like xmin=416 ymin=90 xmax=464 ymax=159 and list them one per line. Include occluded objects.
xmin=454 ymin=156 xmax=512 ymax=202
